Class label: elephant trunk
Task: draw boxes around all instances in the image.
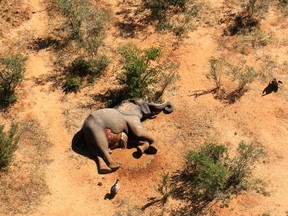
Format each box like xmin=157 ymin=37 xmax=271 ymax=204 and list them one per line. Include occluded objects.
xmin=148 ymin=101 xmax=174 ymax=114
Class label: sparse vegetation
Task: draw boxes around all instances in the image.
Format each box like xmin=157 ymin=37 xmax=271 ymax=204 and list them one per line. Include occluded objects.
xmin=0 ymin=123 xmax=19 ymax=171
xmin=143 ymin=0 xmax=200 ymax=36
xmin=156 ymin=173 xmax=173 ymax=205
xmin=227 ymin=60 xmax=258 ymax=91
xmin=276 ymin=0 xmax=288 ymax=16
xmin=1 ymin=0 xmax=288 ymax=215
xmin=50 ymin=0 xmax=109 ymax=92
xmin=191 ymin=58 xmax=257 ymax=104
xmin=0 ymin=120 xmax=51 ymax=214
xmin=0 ymin=54 xmax=27 ymax=109
xmin=54 ymin=0 xmax=108 ymax=56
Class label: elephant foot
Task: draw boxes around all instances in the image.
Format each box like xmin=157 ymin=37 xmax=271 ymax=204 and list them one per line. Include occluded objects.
xmin=99 ymin=167 xmax=112 ymax=174
xmin=109 ymin=162 xmax=121 ymax=172
xmin=145 ymin=145 xmax=158 ymax=154
xmin=136 ymin=142 xmax=149 ymax=155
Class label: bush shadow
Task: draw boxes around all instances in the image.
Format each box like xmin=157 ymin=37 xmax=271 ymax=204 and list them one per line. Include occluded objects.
xmin=169 ymin=171 xmax=214 ymax=216
xmin=29 ymin=37 xmax=59 ymax=52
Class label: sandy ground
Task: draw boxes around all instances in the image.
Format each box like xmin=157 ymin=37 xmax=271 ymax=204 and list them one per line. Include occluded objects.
xmin=1 ymin=0 xmax=288 ymax=215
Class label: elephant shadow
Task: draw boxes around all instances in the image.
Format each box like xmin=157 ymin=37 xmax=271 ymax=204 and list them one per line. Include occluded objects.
xmin=71 ymin=130 xmax=98 ymax=163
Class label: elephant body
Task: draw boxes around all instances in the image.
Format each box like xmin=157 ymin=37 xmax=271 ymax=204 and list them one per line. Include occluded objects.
xmin=73 ymin=99 xmax=174 ymax=174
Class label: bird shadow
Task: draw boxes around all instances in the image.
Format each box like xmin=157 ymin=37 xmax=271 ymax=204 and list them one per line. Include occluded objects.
xmin=104 ymin=193 xmax=116 ymax=200
xmin=262 ymin=83 xmax=279 ymax=96
xmin=262 ymin=79 xmax=282 ymax=96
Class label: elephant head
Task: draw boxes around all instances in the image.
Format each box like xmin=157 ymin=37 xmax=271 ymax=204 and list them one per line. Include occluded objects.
xmin=116 ymin=99 xmax=174 ymax=120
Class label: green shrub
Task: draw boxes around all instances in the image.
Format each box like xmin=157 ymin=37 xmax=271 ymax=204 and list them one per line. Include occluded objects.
xmin=182 ymin=141 xmax=265 ymax=201
xmin=63 ymin=76 xmax=81 ymax=93
xmin=117 ymin=44 xmax=179 ymax=100
xmin=0 ymin=54 xmax=27 ymax=109
xmin=185 ymin=144 xmax=229 ymax=199
xmin=227 ymin=141 xmax=265 ymax=188
xmin=88 ymin=55 xmax=109 ymax=78
xmin=0 ymin=123 xmax=19 ymax=171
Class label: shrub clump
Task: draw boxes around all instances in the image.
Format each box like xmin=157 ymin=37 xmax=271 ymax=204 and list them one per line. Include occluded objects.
xmin=0 ymin=123 xmax=19 ymax=171
xmin=0 ymin=54 xmax=27 ymax=109
xmin=183 ymin=142 xmax=265 ymax=202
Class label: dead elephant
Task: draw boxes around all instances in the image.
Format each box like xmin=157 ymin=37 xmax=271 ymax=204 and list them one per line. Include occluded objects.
xmin=72 ymin=99 xmax=174 ymax=174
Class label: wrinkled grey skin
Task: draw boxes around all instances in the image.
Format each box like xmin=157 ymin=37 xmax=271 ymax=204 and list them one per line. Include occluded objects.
xmin=73 ymin=99 xmax=174 ymax=174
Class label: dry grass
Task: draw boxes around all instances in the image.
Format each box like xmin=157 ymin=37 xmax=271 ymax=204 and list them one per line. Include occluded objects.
xmin=0 ymin=120 xmax=52 ymax=215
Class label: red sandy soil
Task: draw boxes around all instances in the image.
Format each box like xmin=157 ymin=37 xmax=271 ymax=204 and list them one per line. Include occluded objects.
xmin=1 ymin=0 xmax=288 ymax=215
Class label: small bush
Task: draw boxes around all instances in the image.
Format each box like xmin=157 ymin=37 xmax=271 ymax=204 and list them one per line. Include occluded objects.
xmin=52 ymin=0 xmax=109 ymax=93
xmin=227 ymin=141 xmax=265 ymax=188
xmin=117 ymin=44 xmax=179 ymax=100
xmin=207 ymin=58 xmax=222 ymax=89
xmin=185 ymin=144 xmax=230 ymax=200
xmin=0 ymin=54 xmax=27 ymax=109
xmin=0 ymin=123 xmax=19 ymax=171
xmin=88 ymin=55 xmax=109 ymax=78
xmin=63 ymin=76 xmax=81 ymax=93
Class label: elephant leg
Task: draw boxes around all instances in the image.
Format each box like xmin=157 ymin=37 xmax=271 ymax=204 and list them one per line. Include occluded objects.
xmin=96 ymin=155 xmax=112 ymax=174
xmin=128 ymin=123 xmax=155 ymax=155
xmin=84 ymin=127 xmax=120 ymax=172
xmin=137 ymin=141 xmax=150 ymax=154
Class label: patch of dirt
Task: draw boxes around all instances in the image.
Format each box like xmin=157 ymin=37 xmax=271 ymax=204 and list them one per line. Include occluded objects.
xmin=1 ymin=0 xmax=288 ymax=215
